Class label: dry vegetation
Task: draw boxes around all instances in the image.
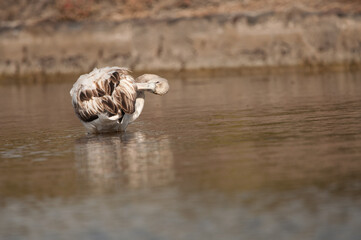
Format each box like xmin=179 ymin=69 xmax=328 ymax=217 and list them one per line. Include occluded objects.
xmin=0 ymin=0 xmax=360 ymax=26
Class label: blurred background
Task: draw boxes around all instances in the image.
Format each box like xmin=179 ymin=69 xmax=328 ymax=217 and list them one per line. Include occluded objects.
xmin=1 ymin=1 xmax=361 ymax=240
xmin=1 ymin=0 xmax=361 ymax=76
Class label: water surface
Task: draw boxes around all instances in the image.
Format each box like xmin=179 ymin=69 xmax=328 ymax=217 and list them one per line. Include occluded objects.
xmin=0 ymin=71 xmax=361 ymax=240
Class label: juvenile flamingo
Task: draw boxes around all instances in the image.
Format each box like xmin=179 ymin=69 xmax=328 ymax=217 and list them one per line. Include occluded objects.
xmin=70 ymin=67 xmax=169 ymax=133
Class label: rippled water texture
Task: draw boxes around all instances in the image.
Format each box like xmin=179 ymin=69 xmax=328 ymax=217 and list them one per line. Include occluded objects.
xmin=1 ymin=71 xmax=361 ymax=240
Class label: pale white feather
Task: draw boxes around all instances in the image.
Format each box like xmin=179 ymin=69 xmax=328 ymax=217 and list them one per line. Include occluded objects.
xmin=70 ymin=67 xmax=169 ymax=134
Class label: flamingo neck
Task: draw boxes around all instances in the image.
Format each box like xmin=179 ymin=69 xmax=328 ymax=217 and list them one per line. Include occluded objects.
xmin=119 ymin=92 xmax=145 ymax=131
xmin=132 ymin=91 xmax=145 ymax=121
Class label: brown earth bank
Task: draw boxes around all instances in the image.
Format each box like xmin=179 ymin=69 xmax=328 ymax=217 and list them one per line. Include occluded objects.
xmin=0 ymin=0 xmax=361 ymax=77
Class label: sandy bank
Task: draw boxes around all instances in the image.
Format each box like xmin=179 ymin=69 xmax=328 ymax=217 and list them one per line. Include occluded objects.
xmin=0 ymin=7 xmax=361 ymax=76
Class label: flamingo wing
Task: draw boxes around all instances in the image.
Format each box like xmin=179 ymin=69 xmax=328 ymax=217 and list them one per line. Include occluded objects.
xmin=70 ymin=67 xmax=138 ymax=123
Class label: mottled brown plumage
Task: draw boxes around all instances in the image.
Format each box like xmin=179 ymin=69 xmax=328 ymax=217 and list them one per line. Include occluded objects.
xmin=71 ymin=67 xmax=137 ymax=123
xmin=70 ymin=66 xmax=169 ymax=133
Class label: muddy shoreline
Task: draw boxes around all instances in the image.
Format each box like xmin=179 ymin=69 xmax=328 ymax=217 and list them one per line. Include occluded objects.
xmin=1 ymin=9 xmax=361 ymax=77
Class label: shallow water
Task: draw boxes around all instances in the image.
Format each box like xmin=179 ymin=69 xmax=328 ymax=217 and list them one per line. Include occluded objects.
xmin=0 ymin=71 xmax=361 ymax=240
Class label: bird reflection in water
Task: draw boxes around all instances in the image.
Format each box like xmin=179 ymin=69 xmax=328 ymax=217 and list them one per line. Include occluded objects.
xmin=74 ymin=131 xmax=174 ymax=192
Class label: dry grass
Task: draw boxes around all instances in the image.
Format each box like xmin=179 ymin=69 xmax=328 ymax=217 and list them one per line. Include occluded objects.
xmin=0 ymin=0 xmax=360 ymax=26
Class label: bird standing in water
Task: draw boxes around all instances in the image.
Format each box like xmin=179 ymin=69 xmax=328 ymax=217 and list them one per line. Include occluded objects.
xmin=70 ymin=67 xmax=169 ymax=133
